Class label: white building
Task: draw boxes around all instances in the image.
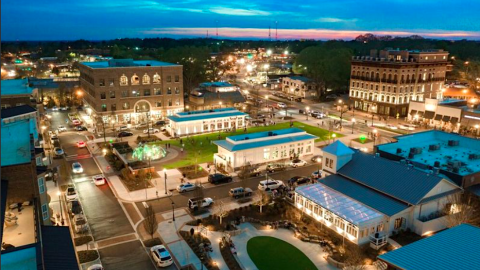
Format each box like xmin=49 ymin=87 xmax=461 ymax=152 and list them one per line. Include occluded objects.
xmin=213 ymin=128 xmax=317 ymax=172
xmin=167 ymin=107 xmax=247 ymax=137
xmin=408 ymin=98 xmax=462 ymax=131
xmin=295 ymin=141 xmax=460 ymax=248
xmin=282 ymin=76 xmax=316 ymax=99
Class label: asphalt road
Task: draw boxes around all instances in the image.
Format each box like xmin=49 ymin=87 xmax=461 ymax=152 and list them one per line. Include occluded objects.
xmin=137 ymin=164 xmax=319 ymax=216
xmin=98 ymin=240 xmax=157 ymax=270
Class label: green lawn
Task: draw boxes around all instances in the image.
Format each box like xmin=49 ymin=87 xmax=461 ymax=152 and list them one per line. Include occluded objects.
xmin=153 ymin=121 xmax=342 ymax=169
xmin=247 ymin=236 xmax=317 ymax=270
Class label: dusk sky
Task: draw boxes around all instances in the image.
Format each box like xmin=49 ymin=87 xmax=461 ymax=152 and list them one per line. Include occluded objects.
xmin=2 ymin=0 xmax=480 ymax=41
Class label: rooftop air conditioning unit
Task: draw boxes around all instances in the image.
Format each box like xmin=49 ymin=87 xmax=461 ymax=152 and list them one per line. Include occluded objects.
xmin=448 ymin=140 xmax=460 ymax=146
xmin=429 ymin=144 xmax=441 ymax=151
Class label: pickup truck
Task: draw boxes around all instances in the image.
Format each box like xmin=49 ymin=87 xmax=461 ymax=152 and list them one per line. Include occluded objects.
xmin=188 ymin=197 xmax=214 ymax=210
xmin=229 ymin=187 xmax=253 ymax=199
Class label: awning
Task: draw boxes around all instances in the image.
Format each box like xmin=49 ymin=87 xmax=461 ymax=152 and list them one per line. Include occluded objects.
xmin=410 ymin=110 xmax=417 ymax=115
xmin=450 ymin=117 xmax=459 ymax=124
xmin=442 ymin=116 xmax=451 ymax=122
xmin=434 ymin=114 xmax=443 ymax=121
xmin=417 ymin=111 xmax=425 ymax=117
xmin=424 ymin=111 xmax=435 ymax=119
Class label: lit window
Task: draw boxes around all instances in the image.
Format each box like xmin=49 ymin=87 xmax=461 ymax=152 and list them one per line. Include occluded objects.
xmin=153 ymin=73 xmax=161 ymax=84
xmin=42 ymin=204 xmax=48 ymax=220
xmin=38 ymin=177 xmax=45 ymax=194
xmin=142 ymin=74 xmax=150 ymax=84
xmin=120 ymin=75 xmax=128 ymax=86
xmin=131 ymin=74 xmax=140 ymax=85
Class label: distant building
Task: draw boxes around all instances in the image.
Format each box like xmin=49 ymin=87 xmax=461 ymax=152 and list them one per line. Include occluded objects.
xmin=213 ymin=128 xmax=317 ymax=172
xmin=294 ymin=141 xmax=460 ymax=247
xmin=377 ymin=130 xmax=480 ymax=189
xmin=407 ymin=98 xmax=463 ymax=132
xmin=78 ymin=59 xmax=184 ymax=127
xmin=349 ymin=49 xmax=450 ymax=117
xmin=281 ymin=76 xmax=316 ymax=99
xmin=378 ymin=224 xmax=480 ymax=270
xmin=167 ymin=107 xmax=247 ymax=137
xmin=189 ymin=82 xmax=245 ymax=110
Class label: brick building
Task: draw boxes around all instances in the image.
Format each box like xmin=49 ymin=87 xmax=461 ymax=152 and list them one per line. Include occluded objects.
xmin=78 ymin=59 xmax=184 ymax=126
xmin=349 ymin=49 xmax=450 ymax=117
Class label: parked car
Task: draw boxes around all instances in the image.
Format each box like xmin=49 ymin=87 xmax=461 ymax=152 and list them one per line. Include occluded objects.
xmin=237 ymin=167 xmax=261 ymax=178
xmin=398 ymin=124 xmax=416 ymax=131
xmin=277 ymin=102 xmax=287 ymax=108
xmin=66 ymin=186 xmax=78 ymax=201
xmin=258 ymin=179 xmax=284 ymax=191
xmin=76 ymin=141 xmax=86 ymax=148
xmin=188 ymin=197 xmax=214 ymax=210
xmin=52 ymin=106 xmax=59 ymax=111
xmin=92 ymin=175 xmax=106 ymax=186
xmin=311 ymin=155 xmax=323 ymax=163
xmin=54 ymin=147 xmax=64 ymax=156
xmin=72 ymin=162 xmax=83 ymax=173
xmin=135 ymin=122 xmax=147 ymax=129
xmin=116 ymin=125 xmax=129 ymax=132
xmin=155 ymin=120 xmax=166 ymax=126
xmin=57 ymin=125 xmax=67 ymax=132
xmin=118 ymin=131 xmax=134 ymax=137
xmin=176 ymin=182 xmax=197 ymax=193
xmin=386 ymin=124 xmax=398 ymax=130
xmin=311 ymin=170 xmax=322 ymax=179
xmin=150 ymin=245 xmax=174 ymax=268
xmin=208 ymin=173 xmax=232 ymax=184
xmin=229 ymin=187 xmax=253 ymax=199
xmin=290 ymin=159 xmax=307 ymax=168
xmin=60 ymin=106 xmax=69 ymax=111
xmin=288 ymin=176 xmax=310 ymax=186
xmin=266 ymin=163 xmax=287 ymax=173
xmin=68 ymin=199 xmax=82 ymax=215
xmin=72 ymin=119 xmax=81 ymax=126
xmin=75 ymin=125 xmax=88 ymax=131
xmin=294 ymin=97 xmax=302 ymax=102
xmin=143 ymin=128 xmax=160 ymax=134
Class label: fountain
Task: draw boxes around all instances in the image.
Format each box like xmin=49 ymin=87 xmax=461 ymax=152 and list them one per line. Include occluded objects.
xmin=132 ymin=143 xmax=166 ymax=161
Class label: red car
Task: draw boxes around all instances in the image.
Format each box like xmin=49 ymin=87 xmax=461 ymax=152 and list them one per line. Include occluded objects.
xmin=76 ymin=141 xmax=86 ymax=148
xmin=72 ymin=119 xmax=81 ymax=126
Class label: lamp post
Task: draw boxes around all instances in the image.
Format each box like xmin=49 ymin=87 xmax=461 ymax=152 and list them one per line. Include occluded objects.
xmin=373 ymin=129 xmax=378 ymax=147
xmin=163 ymin=168 xmax=168 ymax=195
xmin=171 ymin=201 xmax=175 ymax=222
xmin=306 ymin=106 xmax=310 ymax=121
xmin=371 ymin=105 xmax=377 ymax=127
xmin=56 ymin=191 xmax=64 ymax=225
xmin=146 ymin=153 xmax=152 ymax=201
xmin=332 ymin=133 xmax=337 ymax=143
xmin=265 ymin=95 xmax=269 ymax=117
xmin=316 ymin=157 xmax=322 ymax=175
xmin=338 ymin=100 xmax=344 ymax=129
xmin=351 ymin=118 xmax=356 ymax=134
xmin=186 ymin=105 xmax=190 ymax=112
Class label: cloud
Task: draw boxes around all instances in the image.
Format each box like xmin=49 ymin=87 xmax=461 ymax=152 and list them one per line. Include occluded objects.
xmin=209 ymin=7 xmax=270 ymax=16
xmin=315 ymin=17 xmax=358 ymax=23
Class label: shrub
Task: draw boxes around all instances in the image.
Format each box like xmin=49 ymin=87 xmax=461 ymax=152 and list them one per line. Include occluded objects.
xmin=143 ymin=238 xmax=162 ymax=247
xmin=77 ymin=250 xmax=99 ymax=263
xmin=74 ymin=236 xmax=93 ymax=246
xmin=114 ymin=160 xmax=125 ymax=171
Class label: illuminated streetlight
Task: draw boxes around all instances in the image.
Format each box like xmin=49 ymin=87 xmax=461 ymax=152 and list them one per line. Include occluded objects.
xmin=246 ymin=64 xmax=253 ymax=72
xmin=284 ymin=50 xmax=289 ymax=55
xmin=163 ymin=168 xmax=168 ymax=195
xmin=267 ymin=49 xmax=272 ymax=56
xmin=373 ymin=129 xmax=378 ymax=146
xmin=306 ymin=106 xmax=310 ymax=121
xmin=102 ymin=148 xmax=107 ymax=156
xmin=351 ymin=118 xmax=356 ymax=134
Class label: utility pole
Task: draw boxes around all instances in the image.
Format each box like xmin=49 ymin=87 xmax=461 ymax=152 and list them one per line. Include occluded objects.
xmin=275 ymin=21 xmax=278 ymax=40
xmin=215 ymin=20 xmax=218 ymax=38
xmin=268 ymin=25 xmax=271 ymax=41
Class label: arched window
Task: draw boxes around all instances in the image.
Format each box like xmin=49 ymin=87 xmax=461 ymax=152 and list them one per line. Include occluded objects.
xmin=388 ymin=74 xmax=392 ymax=81
xmin=376 ymin=73 xmax=380 ymax=81
xmin=120 ymin=75 xmax=128 ymax=86
xmin=371 ymin=72 xmax=375 ymax=80
xmin=153 ymin=73 xmax=161 ymax=84
xmin=131 ymin=74 xmax=140 ymax=85
xmin=382 ymin=73 xmax=386 ymax=80
xmin=394 ymin=74 xmax=398 ymax=82
xmin=142 ymin=74 xmax=150 ymax=84
xmin=357 ymin=71 xmax=361 ymax=77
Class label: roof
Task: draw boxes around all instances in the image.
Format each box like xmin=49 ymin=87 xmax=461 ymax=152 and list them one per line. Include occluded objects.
xmin=214 ymin=134 xmax=317 ymax=152
xmin=287 ymin=76 xmax=311 ymax=83
xmin=228 ymin=127 xmax=305 ymax=141
xmin=323 ymin=140 xmax=355 ymax=156
xmin=40 ymin=226 xmax=79 ymax=270
xmin=1 ymin=105 xmax=37 ymax=119
xmin=1 ymin=120 xmax=33 ymax=166
xmin=200 ymin=81 xmax=234 ymax=88
xmin=1 ymin=79 xmax=32 ymax=96
xmin=295 ymin=183 xmax=384 ymax=226
xmin=338 ymin=151 xmax=445 ymax=205
xmin=81 ymin=58 xmax=178 ymax=68
xmin=378 ymin=224 xmax=480 ymax=270
xmin=320 ymin=175 xmax=409 ymax=216
xmin=168 ymin=108 xmax=246 ymax=122
xmin=1 ymin=180 xmax=7 ymax=244
xmin=198 ymin=91 xmax=247 ymax=105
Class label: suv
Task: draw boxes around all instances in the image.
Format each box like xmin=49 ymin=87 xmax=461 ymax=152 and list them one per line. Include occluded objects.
xmin=188 ymin=197 xmax=214 ymax=210
xmin=116 ymin=125 xmax=129 ymax=132
xmin=208 ymin=173 xmax=232 ymax=184
xmin=266 ymin=163 xmax=287 ymax=173
xmin=258 ymin=179 xmax=284 ymax=191
xmin=288 ymin=176 xmax=310 ymax=186
xmin=229 ymin=187 xmax=253 ymax=199
xmin=238 ymin=167 xmax=261 ymax=178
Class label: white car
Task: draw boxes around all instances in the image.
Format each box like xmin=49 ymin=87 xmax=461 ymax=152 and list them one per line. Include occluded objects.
xmin=54 ymin=147 xmax=64 ymax=156
xmin=290 ymin=159 xmax=307 ymax=168
xmin=72 ymin=162 xmax=83 ymax=173
xmin=311 ymin=170 xmax=322 ymax=179
xmin=52 ymin=106 xmax=59 ymax=111
xmin=66 ymin=187 xmax=78 ymax=201
xmin=57 ymin=125 xmax=67 ymax=132
xmin=87 ymin=264 xmax=104 ymax=270
xmin=188 ymin=197 xmax=214 ymax=210
xmin=277 ymin=102 xmax=287 ymax=108
xmin=386 ymin=124 xmax=398 ymax=130
xmin=258 ymin=179 xmax=284 ymax=191
xmin=116 ymin=125 xmax=129 ymax=132
xmin=135 ymin=122 xmax=147 ymax=129
xmin=92 ymin=175 xmax=106 ymax=186
xmin=177 ymin=182 xmax=197 ymax=193
xmin=143 ymin=128 xmax=160 ymax=134
xmin=398 ymin=124 xmax=416 ymax=131
xmin=60 ymin=106 xmax=68 ymax=111
xmin=151 ymin=245 xmax=173 ymax=268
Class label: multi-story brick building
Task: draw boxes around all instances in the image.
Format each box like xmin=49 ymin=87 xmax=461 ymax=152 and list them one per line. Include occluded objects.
xmin=281 ymin=76 xmax=317 ymax=100
xmin=349 ymin=49 xmax=450 ymax=117
xmin=78 ymin=59 xmax=184 ymax=125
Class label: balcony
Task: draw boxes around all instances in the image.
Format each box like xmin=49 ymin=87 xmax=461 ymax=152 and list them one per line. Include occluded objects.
xmin=369 ymin=232 xmax=388 ymax=250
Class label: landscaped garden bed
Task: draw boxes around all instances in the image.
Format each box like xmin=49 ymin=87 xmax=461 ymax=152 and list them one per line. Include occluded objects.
xmin=77 ymin=250 xmax=99 ymax=263
xmin=119 ymin=168 xmax=154 ymax=191
xmin=136 ymin=135 xmax=163 ymax=143
xmin=389 ymin=229 xmax=424 ymax=246
xmin=178 ymin=165 xmax=209 ymax=179
xmin=179 ymin=230 xmax=219 ymax=270
xmin=74 ymin=236 xmax=93 ymax=246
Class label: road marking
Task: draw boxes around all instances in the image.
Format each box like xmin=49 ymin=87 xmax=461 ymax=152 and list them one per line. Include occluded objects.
xmin=65 ymin=154 xmax=92 ymax=161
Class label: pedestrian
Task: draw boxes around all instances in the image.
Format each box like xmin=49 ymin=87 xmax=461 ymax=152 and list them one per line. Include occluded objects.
xmin=322 ymin=121 xmax=324 ymax=126
xmin=181 ymin=147 xmax=184 ymax=153
xmin=180 ymin=138 xmax=183 ymax=145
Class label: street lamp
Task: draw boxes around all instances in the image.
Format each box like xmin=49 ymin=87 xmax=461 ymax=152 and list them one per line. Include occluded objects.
xmin=219 ymin=101 xmax=222 ymax=109
xmin=332 ymin=133 xmax=337 ymax=142
xmin=373 ymin=129 xmax=378 ymax=146
xmin=351 ymin=118 xmax=356 ymax=134
xmin=306 ymin=106 xmax=310 ymax=121
xmin=371 ymin=105 xmax=377 ymax=127
xmin=316 ymin=157 xmax=322 ymax=175
xmin=186 ymin=105 xmax=189 ymax=112
xmin=56 ymin=191 xmax=64 ymax=225
xmin=102 ymin=148 xmax=107 ymax=155
xmin=171 ymin=201 xmax=175 ymax=222
xmin=163 ymin=168 xmax=168 ymax=195
xmin=146 ymin=153 xmax=152 ymax=201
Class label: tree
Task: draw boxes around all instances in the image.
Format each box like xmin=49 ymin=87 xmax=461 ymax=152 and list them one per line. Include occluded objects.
xmin=238 ymin=161 xmax=253 ymax=198
xmin=143 ymin=204 xmax=158 ymax=239
xmin=343 ymin=246 xmax=367 ymax=270
xmin=443 ymin=191 xmax=480 ymax=228
xmin=186 ymin=136 xmax=201 ymax=175
xmin=212 ymin=200 xmax=228 ymax=225
xmin=253 ymin=189 xmax=270 ymax=213
xmin=193 ymin=179 xmax=204 ymax=199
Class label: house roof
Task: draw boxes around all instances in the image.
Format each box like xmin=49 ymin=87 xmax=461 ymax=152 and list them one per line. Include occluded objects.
xmin=168 ymin=108 xmax=246 ymax=123
xmin=214 ymin=134 xmax=317 ymax=152
xmin=40 ymin=226 xmax=79 ymax=270
xmin=320 ymin=175 xmax=410 ymax=216
xmin=1 ymin=105 xmax=37 ymax=119
xmin=338 ymin=151 xmax=446 ymax=205
xmin=322 ymin=140 xmax=355 ymax=156
xmin=378 ymin=224 xmax=480 ymax=270
xmin=295 ymin=183 xmax=384 ymax=226
xmin=1 ymin=79 xmax=32 ymax=96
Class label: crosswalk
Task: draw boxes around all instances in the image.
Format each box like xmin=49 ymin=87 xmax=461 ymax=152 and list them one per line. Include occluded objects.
xmin=65 ymin=153 xmax=92 ymax=161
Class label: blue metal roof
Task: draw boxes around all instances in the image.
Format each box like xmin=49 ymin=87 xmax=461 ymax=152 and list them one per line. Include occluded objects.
xmin=338 ymin=151 xmax=446 ymax=205
xmin=323 ymin=141 xmax=355 ymax=156
xmin=227 ymin=128 xmax=305 ymax=141
xmin=41 ymin=226 xmax=79 ymax=270
xmin=379 ymin=224 xmax=480 ymax=270
xmin=1 ymin=79 xmax=32 ymax=96
xmin=168 ymin=110 xmax=246 ymax=122
xmin=81 ymin=59 xmax=178 ymax=68
xmin=320 ymin=175 xmax=409 ymax=216
xmin=214 ymin=133 xmax=317 ymax=152
xmin=176 ymin=107 xmax=236 ymax=116
xmin=200 ymin=81 xmax=233 ymax=87
xmin=1 ymin=120 xmax=33 ymax=166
